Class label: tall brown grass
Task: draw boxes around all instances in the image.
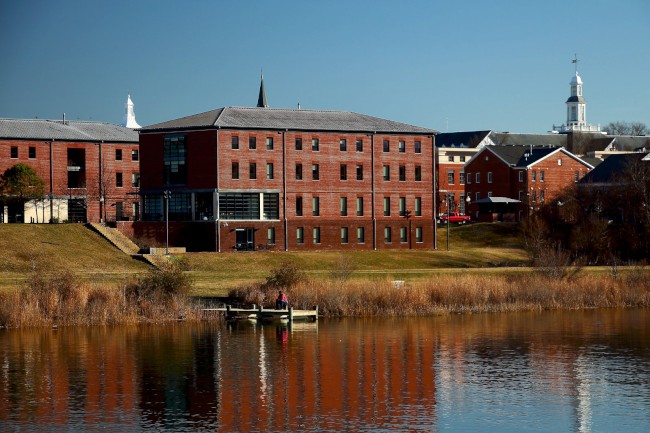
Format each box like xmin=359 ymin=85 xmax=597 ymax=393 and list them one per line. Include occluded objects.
xmin=232 ymin=269 xmax=650 ymax=317
xmin=0 ymin=264 xmax=202 ymax=328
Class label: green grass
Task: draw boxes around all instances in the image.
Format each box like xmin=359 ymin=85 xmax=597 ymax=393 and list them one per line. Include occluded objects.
xmin=0 ymin=224 xmax=150 ymax=290
xmin=0 ymin=222 xmax=531 ymax=296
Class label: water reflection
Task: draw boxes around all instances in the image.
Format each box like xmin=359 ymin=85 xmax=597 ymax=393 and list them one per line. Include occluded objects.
xmin=0 ymin=309 xmax=649 ymax=432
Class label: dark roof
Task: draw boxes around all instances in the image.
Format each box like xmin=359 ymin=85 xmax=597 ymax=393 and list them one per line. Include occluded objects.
xmin=566 ymin=95 xmax=586 ymax=103
xmin=612 ymin=135 xmax=650 ymax=151
xmin=435 ymin=131 xmax=491 ymax=148
xmin=581 ymin=157 xmax=604 ymax=167
xmin=0 ymin=118 xmax=138 ymax=143
xmin=487 ymin=145 xmax=563 ymax=167
xmin=141 ymin=107 xmax=435 ymax=134
xmin=580 ymin=152 xmax=648 ymax=184
xmin=491 ymin=132 xmax=567 ymax=147
xmin=257 ymin=77 xmax=268 ymax=108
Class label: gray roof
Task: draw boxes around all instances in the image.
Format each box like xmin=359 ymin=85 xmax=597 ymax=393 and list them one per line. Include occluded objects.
xmin=491 ymin=132 xmax=567 ymax=147
xmin=612 ymin=135 xmax=650 ymax=151
xmin=580 ymin=152 xmax=648 ymax=184
xmin=0 ymin=118 xmax=138 ymax=143
xmin=141 ymin=107 xmax=435 ymax=135
xmin=488 ymin=145 xmax=563 ymax=167
xmin=435 ymin=131 xmax=491 ymax=148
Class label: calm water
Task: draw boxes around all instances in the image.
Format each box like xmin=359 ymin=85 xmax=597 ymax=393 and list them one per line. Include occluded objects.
xmin=1 ymin=309 xmax=649 ymax=432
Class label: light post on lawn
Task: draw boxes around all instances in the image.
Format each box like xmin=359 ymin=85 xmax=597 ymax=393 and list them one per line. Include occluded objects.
xmin=447 ymin=196 xmax=451 ymax=252
xmin=163 ymin=190 xmax=171 ymax=255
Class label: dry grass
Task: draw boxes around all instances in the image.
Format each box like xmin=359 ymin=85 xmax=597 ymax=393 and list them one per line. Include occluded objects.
xmin=232 ymin=269 xmax=650 ymax=317
xmin=0 ymin=265 xmax=205 ymax=328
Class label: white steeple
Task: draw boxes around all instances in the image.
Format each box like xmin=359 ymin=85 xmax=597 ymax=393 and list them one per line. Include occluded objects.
xmin=122 ymin=94 xmax=141 ymax=129
xmin=552 ymin=55 xmax=602 ymax=134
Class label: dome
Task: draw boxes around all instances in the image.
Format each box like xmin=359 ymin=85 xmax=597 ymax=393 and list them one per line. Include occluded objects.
xmin=570 ymin=72 xmax=582 ymax=85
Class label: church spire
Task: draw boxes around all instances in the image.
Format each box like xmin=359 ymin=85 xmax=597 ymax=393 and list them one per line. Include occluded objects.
xmin=121 ymin=94 xmax=141 ymax=129
xmin=257 ymin=71 xmax=268 ymax=108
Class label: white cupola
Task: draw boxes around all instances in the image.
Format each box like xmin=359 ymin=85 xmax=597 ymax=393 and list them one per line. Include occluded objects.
xmin=122 ymin=94 xmax=141 ymax=129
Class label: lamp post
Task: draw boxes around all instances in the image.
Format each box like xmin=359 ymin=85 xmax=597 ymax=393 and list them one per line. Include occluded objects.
xmin=465 ymin=194 xmax=471 ymax=217
xmin=163 ymin=190 xmax=171 ymax=255
xmin=446 ymin=196 xmax=451 ymax=252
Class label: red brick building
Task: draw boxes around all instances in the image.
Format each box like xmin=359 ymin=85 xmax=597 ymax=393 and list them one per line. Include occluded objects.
xmin=0 ymin=119 xmax=140 ymax=223
xmin=464 ymin=145 xmax=593 ymax=221
xmin=135 ymin=107 xmax=436 ymax=252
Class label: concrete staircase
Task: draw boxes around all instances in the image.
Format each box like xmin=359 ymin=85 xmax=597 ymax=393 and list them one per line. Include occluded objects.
xmin=87 ymin=223 xmax=169 ymax=268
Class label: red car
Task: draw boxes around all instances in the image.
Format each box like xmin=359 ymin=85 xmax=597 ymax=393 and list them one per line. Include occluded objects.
xmin=439 ymin=212 xmax=472 ymax=224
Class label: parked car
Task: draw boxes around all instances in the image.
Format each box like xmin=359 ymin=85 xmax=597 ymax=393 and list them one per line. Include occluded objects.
xmin=438 ymin=212 xmax=472 ymax=224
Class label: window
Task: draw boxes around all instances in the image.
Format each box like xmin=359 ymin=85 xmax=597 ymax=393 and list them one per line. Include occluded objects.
xmin=313 ymin=227 xmax=321 ymax=244
xmin=519 ymin=171 xmax=524 ymax=182
xmin=219 ymin=193 xmax=260 ymax=220
xmin=132 ymin=172 xmax=140 ymax=187
xmin=475 ymin=173 xmax=480 ymax=183
xmin=400 ymin=227 xmax=407 ymax=243
xmin=399 ymin=197 xmax=406 ymax=216
xmin=266 ymin=137 xmax=273 ymax=150
xmin=312 ymin=138 xmax=319 ymax=151
xmin=383 ymin=165 xmax=390 ymax=181
xmin=399 ymin=141 xmax=405 ymax=153
xmin=384 ymin=227 xmax=392 ymax=243
xmin=340 ymin=196 xmax=348 ymax=216
xmin=415 ymin=197 xmax=422 ymax=216
xmin=163 ymin=135 xmax=187 ymax=185
xmin=295 ymin=138 xmax=302 ymax=150
xmin=10 ymin=146 xmax=18 ymax=158
xmin=415 ymin=141 xmax=421 ymax=154
xmin=448 ymin=170 xmax=455 ymax=185
xmin=357 ymin=227 xmax=365 ymax=243
xmin=297 ymin=227 xmax=304 ymax=244
xmin=296 ymin=196 xmax=303 ymax=216
xmin=466 ymin=172 xmax=471 ymax=184
xmin=249 ymin=162 xmax=257 ymax=180
xmin=415 ymin=165 xmax=422 ymax=181
xmin=231 ymin=136 xmax=239 ymax=150
xmin=448 ymin=155 xmax=454 ymax=162
xmin=312 ymin=164 xmax=320 ymax=180
xmin=132 ymin=149 xmax=139 ymax=161
xmin=116 ymin=172 xmax=123 ymax=188
xmin=558 ymin=159 xmax=563 ymax=166
xmin=116 ymin=149 xmax=122 ymax=160
xmin=232 ymin=162 xmax=239 ymax=179
xmin=415 ymin=227 xmax=423 ymax=243
xmin=352 ymin=164 xmax=361 ymax=180
xmin=266 ymin=163 xmax=274 ymax=180
xmin=540 ymin=190 xmax=545 ymax=202
xmin=341 ymin=227 xmax=349 ymax=243
xmin=519 ymin=191 xmax=524 ymax=201
xmin=340 ymin=139 xmax=347 ymax=151
xmin=29 ymin=147 xmax=36 ymax=159
xmin=459 ymin=172 xmax=465 ymax=185
xmin=296 ymin=163 xmax=303 ymax=180
xmin=532 ymin=191 xmax=537 ymax=202
xmin=488 ymin=172 xmax=493 ymax=183
xmin=383 ymin=197 xmax=390 ymax=216
xmin=267 ymin=228 xmax=275 ymax=245
xmin=263 ymin=193 xmax=279 ymax=219
xmin=356 ymin=139 xmax=363 ymax=152
xmin=574 ymin=171 xmax=579 ymax=182
xmin=399 ymin=165 xmax=406 ymax=181
xmin=475 ymin=192 xmax=480 ymax=201
xmin=340 ymin=164 xmax=348 ymax=181
xmin=383 ymin=140 xmax=390 ymax=152
xmin=488 ymin=191 xmax=493 ymax=197
xmin=356 ymin=197 xmax=364 ymax=216
xmin=459 ymin=155 xmax=466 ymax=162
xmin=249 ymin=137 xmax=257 ymax=150
xmin=540 ymin=171 xmax=545 ymax=182
xmin=312 ymin=197 xmax=320 ymax=216
xmin=532 ymin=170 xmax=537 ymax=182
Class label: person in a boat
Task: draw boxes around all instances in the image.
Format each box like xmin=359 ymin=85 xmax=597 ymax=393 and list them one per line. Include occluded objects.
xmin=276 ymin=291 xmax=288 ymax=310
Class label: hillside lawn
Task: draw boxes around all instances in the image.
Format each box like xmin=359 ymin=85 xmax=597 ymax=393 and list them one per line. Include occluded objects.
xmin=2 ymin=222 xmax=633 ymax=297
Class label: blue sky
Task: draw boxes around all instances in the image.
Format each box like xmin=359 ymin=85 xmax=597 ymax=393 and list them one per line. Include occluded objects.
xmin=1 ymin=0 xmax=648 ymax=133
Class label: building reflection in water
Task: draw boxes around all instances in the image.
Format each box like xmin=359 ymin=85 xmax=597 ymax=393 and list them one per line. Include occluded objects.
xmin=0 ymin=309 xmax=649 ymax=432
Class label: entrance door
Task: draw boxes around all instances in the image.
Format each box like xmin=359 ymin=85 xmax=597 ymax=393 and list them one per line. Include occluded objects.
xmin=235 ymin=228 xmax=255 ymax=251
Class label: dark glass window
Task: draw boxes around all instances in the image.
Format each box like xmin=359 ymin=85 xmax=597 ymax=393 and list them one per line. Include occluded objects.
xmin=132 ymin=173 xmax=140 ymax=187
xmin=132 ymin=149 xmax=139 ymax=161
xmin=340 ymin=139 xmax=347 ymax=151
xmin=116 ymin=172 xmax=123 ymax=188
xmin=415 ymin=141 xmax=422 ymax=153
xmin=399 ymin=165 xmax=406 ymax=181
xmin=356 ymin=139 xmax=363 ymax=152
xmin=296 ymin=163 xmax=303 ymax=180
xmin=232 ymin=162 xmax=239 ymax=180
xmin=219 ymin=193 xmax=260 ymax=220
xmin=29 ymin=147 xmax=36 ymax=159
xmin=415 ymin=165 xmax=422 ymax=181
xmin=116 ymin=149 xmax=122 ymax=160
xmin=296 ymin=196 xmax=303 ymax=216
xmin=231 ymin=136 xmax=239 ymax=149
xmin=340 ymin=164 xmax=347 ymax=181
xmin=163 ymin=135 xmax=187 ymax=185
xmin=249 ymin=137 xmax=257 ymax=150
xmin=312 ymin=138 xmax=319 ymax=151
xmin=295 ymin=138 xmax=302 ymax=150
xmin=312 ymin=164 xmax=319 ymax=180
xmin=249 ymin=162 xmax=257 ymax=179
xmin=10 ymin=146 xmax=18 ymax=158
xmin=143 ymin=194 xmax=162 ymax=221
xmin=168 ymin=192 xmax=192 ymax=221
xmin=356 ymin=164 xmax=363 ymax=180
xmin=263 ymin=193 xmax=279 ymax=219
xmin=266 ymin=137 xmax=273 ymax=150
xmin=383 ymin=140 xmax=389 ymax=152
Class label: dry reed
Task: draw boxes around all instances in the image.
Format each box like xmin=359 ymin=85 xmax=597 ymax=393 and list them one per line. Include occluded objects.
xmin=0 ymin=265 xmax=204 ymax=329
xmin=233 ymin=269 xmax=650 ymax=317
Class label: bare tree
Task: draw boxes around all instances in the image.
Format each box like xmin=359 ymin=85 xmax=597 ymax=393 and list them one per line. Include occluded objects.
xmin=603 ymin=121 xmax=649 ymax=136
